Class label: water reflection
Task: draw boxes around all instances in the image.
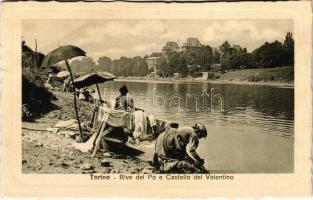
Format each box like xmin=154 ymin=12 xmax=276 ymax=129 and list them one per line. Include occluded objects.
xmin=100 ymin=81 xmax=294 ymax=173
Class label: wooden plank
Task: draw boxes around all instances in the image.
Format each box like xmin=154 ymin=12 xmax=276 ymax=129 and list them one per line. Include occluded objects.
xmin=91 ymin=126 xmax=113 ymax=158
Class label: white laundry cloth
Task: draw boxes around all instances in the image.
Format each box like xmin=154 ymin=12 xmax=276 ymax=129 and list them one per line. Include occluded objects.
xmin=54 ymin=119 xmax=77 ymax=128
xmin=97 ymin=107 xmax=112 ymax=122
xmin=147 ymin=114 xmax=156 ymax=127
xmin=133 ymin=110 xmax=147 ymax=139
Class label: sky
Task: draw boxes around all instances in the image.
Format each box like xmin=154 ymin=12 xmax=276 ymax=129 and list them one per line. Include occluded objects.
xmin=22 ymin=19 xmax=293 ymax=61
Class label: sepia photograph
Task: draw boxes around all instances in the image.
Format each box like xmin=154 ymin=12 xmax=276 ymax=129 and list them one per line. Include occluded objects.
xmin=21 ymin=18 xmax=294 ymax=174
xmin=1 ymin=1 xmax=312 ymax=197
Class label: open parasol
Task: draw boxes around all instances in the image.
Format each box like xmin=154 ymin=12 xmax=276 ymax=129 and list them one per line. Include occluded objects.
xmin=73 ymin=72 xmax=116 ymax=102
xmin=41 ymin=45 xmax=86 ymax=136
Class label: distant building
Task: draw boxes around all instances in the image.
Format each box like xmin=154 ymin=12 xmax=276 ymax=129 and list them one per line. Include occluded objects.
xmin=146 ymin=56 xmax=160 ymax=72
xmin=182 ymin=38 xmax=202 ymax=52
xmin=162 ymin=42 xmax=180 ymax=55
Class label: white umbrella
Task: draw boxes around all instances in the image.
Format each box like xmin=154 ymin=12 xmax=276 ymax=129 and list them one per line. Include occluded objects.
xmin=57 ymin=71 xmax=70 ymax=78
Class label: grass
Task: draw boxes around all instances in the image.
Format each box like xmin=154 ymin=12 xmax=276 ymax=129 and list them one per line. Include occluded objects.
xmin=218 ymin=66 xmax=294 ymax=83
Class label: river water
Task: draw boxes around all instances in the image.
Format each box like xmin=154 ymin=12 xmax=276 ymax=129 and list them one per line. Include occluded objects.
xmin=99 ymin=81 xmax=294 ymax=173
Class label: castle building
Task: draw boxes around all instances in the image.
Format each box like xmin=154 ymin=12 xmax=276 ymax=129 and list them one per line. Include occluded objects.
xmin=181 ymin=38 xmax=202 ymax=52
xmin=162 ymin=41 xmax=180 ymax=55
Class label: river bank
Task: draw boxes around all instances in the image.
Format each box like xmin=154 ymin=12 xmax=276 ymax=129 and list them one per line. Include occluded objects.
xmin=22 ymin=90 xmax=154 ymax=174
xmin=116 ymin=66 xmax=294 ymax=88
xmin=115 ymin=78 xmax=294 ymax=88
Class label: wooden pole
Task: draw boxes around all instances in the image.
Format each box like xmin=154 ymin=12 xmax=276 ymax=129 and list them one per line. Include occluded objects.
xmin=90 ymin=105 xmax=97 ymax=127
xmin=90 ymin=84 xmax=103 ymax=127
xmin=65 ymin=59 xmax=83 ymax=136
xmin=35 ymin=38 xmax=38 ymax=67
xmin=95 ymin=83 xmax=103 ymax=103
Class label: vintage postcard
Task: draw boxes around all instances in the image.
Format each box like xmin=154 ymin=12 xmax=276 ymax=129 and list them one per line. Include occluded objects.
xmin=1 ymin=1 xmax=312 ymax=197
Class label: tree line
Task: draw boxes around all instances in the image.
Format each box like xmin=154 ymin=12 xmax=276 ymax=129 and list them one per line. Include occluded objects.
xmin=60 ymin=55 xmax=149 ymax=77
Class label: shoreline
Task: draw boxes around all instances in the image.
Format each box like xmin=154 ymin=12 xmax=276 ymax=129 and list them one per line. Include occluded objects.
xmin=115 ymin=78 xmax=294 ymax=88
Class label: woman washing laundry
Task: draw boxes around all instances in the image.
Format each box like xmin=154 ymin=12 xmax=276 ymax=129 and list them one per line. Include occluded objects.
xmin=152 ymin=123 xmax=208 ymax=173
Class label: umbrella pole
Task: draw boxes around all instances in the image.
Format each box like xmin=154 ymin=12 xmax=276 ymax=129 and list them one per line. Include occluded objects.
xmin=65 ymin=59 xmax=83 ymax=137
xmin=96 ymin=83 xmax=103 ymax=104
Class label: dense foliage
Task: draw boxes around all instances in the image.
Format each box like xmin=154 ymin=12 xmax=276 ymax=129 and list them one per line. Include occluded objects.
xmin=249 ymin=33 xmax=294 ymax=68
xmin=61 ymin=55 xmax=149 ymax=77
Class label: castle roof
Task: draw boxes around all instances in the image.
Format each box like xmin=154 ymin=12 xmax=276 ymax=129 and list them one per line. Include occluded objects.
xmin=182 ymin=38 xmax=202 ymax=47
xmin=162 ymin=41 xmax=180 ymax=50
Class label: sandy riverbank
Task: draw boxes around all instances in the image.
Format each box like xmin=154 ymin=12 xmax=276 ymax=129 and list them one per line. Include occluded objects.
xmin=22 ymin=90 xmax=154 ymax=174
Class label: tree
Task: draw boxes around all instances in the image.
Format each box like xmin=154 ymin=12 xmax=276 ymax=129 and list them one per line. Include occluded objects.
xmin=168 ymin=52 xmax=180 ymax=74
xmin=97 ymin=56 xmax=112 ymax=72
xmin=283 ymin=32 xmax=294 ymax=66
xmin=219 ymin=41 xmax=232 ymax=73
xmin=156 ymin=57 xmax=172 ymax=77
xmin=227 ymin=45 xmax=249 ymax=69
xmin=132 ymin=56 xmax=149 ymax=77
xmin=166 ymin=52 xmax=189 ymax=77
xmin=185 ymin=51 xmax=197 ymax=66
xmin=219 ymin=41 xmax=232 ymax=54
xmin=212 ymin=48 xmax=220 ymax=64
xmin=251 ymin=41 xmax=287 ymax=68
xmin=197 ymin=45 xmax=213 ymax=71
xmin=112 ymin=56 xmax=134 ymax=76
xmin=69 ymin=57 xmax=97 ymax=73
xmin=188 ymin=64 xmax=201 ymax=77
xmin=284 ymin=32 xmax=294 ymax=49
xmin=178 ymin=54 xmax=188 ymax=77
xmin=247 ymin=32 xmax=294 ymax=68
xmin=229 ymin=51 xmax=249 ymax=69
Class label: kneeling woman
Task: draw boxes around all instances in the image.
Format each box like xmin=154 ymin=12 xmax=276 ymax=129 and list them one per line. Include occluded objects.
xmin=152 ymin=123 xmax=208 ymax=174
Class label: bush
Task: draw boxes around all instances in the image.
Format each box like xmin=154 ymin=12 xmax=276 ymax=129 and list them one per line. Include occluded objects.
xmin=22 ymin=68 xmax=57 ymax=121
